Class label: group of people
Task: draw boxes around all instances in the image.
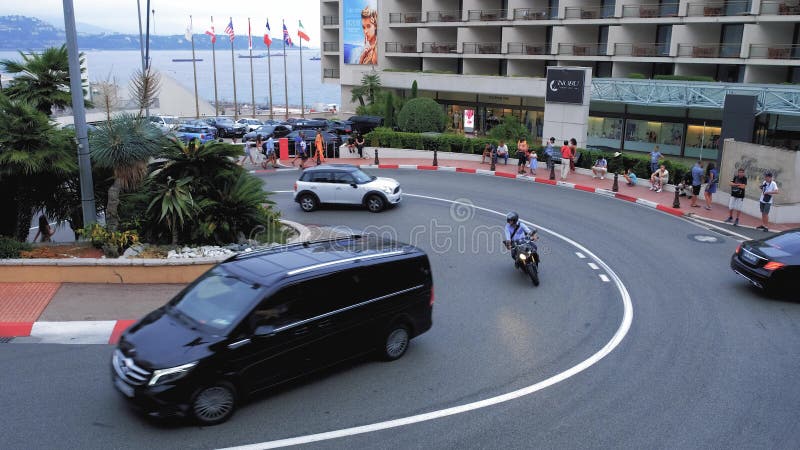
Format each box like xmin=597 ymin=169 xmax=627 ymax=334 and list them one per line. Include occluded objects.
xmin=237 ymin=130 xmax=335 ymax=170
xmin=481 ymin=139 xmax=541 ymax=176
xmin=345 ymin=132 xmax=367 ymax=159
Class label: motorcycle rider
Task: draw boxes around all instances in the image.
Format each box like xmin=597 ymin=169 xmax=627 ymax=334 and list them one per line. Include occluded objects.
xmin=504 ymin=211 xmax=539 ymax=263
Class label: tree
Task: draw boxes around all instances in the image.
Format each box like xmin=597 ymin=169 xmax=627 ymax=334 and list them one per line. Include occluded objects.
xmin=384 ymin=91 xmax=396 ymax=128
xmin=89 ymin=113 xmax=165 ymax=231
xmin=0 ymin=45 xmax=90 ymax=116
xmin=397 ymin=97 xmax=447 ymax=133
xmin=351 ymin=72 xmax=382 ymax=108
xmin=129 ymin=68 xmax=161 ymax=117
xmin=411 ymin=80 xmax=418 ymax=98
xmin=488 ymin=116 xmax=531 ymax=144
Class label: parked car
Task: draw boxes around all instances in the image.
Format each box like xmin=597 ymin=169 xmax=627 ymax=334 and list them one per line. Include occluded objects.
xmin=286 ymin=130 xmax=341 ymax=158
xmin=203 ymin=117 xmax=246 ymax=138
xmin=173 ymin=125 xmax=217 ymax=144
xmin=112 ymin=234 xmax=432 ymax=425
xmin=243 ymin=124 xmax=292 ymax=142
xmin=348 ymin=115 xmax=384 ymax=135
xmin=149 ymin=115 xmax=180 ymax=133
xmin=325 ymin=120 xmax=353 ymax=136
xmin=730 ymin=228 xmax=800 ymax=295
xmin=236 ymin=118 xmax=263 ymax=132
xmin=291 ymin=118 xmax=329 ymax=130
xmin=294 ymin=164 xmax=402 ymax=213
xmin=181 ymin=119 xmax=217 ymax=138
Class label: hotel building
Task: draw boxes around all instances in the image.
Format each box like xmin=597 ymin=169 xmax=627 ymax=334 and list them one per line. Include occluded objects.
xmin=320 ymin=0 xmax=800 ymax=159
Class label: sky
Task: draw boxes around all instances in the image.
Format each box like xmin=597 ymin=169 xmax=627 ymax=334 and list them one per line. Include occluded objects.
xmin=2 ymin=0 xmax=322 ymax=46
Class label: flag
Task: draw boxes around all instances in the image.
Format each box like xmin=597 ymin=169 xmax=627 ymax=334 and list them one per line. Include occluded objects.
xmin=297 ymin=20 xmax=310 ymax=42
xmin=282 ymin=20 xmax=292 ymax=46
xmin=185 ymin=17 xmax=193 ymax=41
xmin=247 ymin=18 xmax=252 ymax=50
xmin=205 ymin=17 xmax=216 ymax=44
xmin=225 ymin=18 xmax=234 ymax=42
xmin=264 ymin=19 xmax=272 ymax=47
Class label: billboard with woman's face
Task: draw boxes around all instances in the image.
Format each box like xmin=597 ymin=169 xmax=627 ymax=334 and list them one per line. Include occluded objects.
xmin=344 ymin=0 xmax=378 ymax=64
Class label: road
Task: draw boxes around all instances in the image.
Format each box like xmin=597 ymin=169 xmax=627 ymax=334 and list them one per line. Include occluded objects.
xmin=2 ymin=169 xmax=799 ymax=449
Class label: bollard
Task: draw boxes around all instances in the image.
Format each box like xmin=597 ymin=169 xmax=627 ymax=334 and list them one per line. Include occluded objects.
xmin=433 ymin=148 xmax=438 ymax=166
xmin=549 ymin=157 xmax=556 ymax=180
xmin=672 ymin=186 xmax=681 ymax=208
xmin=373 ymin=147 xmax=380 ymax=165
xmin=490 ymin=154 xmax=496 ymax=171
xmin=612 ymin=172 xmax=619 ymax=192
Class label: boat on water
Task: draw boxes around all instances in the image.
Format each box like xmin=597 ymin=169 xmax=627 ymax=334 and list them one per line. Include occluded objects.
xmin=239 ymin=54 xmax=266 ymax=59
xmin=172 ymin=58 xmax=203 ymax=62
xmin=309 ymin=56 xmax=321 ymax=61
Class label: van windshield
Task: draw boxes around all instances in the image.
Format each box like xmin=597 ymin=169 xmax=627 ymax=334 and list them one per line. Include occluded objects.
xmin=168 ymin=267 xmax=264 ymax=333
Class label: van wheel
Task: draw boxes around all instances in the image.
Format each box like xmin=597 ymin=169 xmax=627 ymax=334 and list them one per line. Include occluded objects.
xmin=366 ymin=194 xmax=385 ymax=213
xmin=382 ymin=325 xmax=410 ymax=361
xmin=299 ymin=194 xmax=318 ymax=212
xmin=191 ymin=381 xmax=237 ymax=425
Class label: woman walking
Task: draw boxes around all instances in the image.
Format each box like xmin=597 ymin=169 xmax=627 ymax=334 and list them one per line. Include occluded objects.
xmin=33 ymin=215 xmax=55 ymax=242
xmin=704 ymin=162 xmax=718 ymax=210
xmin=314 ymin=130 xmax=326 ymax=165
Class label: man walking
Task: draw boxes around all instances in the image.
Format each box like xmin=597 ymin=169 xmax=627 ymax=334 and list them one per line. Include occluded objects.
xmin=757 ymin=172 xmax=779 ymax=232
xmin=690 ymin=161 xmax=704 ymax=207
xmin=559 ymin=140 xmax=572 ymax=180
xmin=725 ymin=168 xmax=747 ymax=226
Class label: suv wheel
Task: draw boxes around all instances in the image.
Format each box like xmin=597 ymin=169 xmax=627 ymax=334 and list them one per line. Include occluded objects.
xmin=366 ymin=194 xmax=385 ymax=213
xmin=299 ymin=193 xmax=318 ymax=212
xmin=382 ymin=324 xmax=410 ymax=361
xmin=191 ymin=382 xmax=237 ymax=425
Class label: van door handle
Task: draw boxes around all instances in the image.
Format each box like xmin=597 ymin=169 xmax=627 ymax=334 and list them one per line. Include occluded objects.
xmin=293 ymin=326 xmax=310 ymax=335
xmin=317 ymin=319 xmax=334 ymax=328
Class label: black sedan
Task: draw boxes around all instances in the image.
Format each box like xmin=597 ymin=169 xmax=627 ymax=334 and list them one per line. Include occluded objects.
xmin=730 ymin=228 xmax=800 ymax=295
xmin=243 ymin=124 xmax=292 ymax=141
xmin=203 ymin=117 xmax=246 ymax=138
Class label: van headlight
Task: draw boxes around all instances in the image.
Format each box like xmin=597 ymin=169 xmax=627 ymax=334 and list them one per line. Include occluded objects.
xmin=148 ymin=361 xmax=197 ymax=386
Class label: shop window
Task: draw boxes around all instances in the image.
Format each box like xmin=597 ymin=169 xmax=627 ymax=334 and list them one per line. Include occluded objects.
xmin=587 ymin=116 xmax=623 ymax=150
xmin=623 ymin=119 xmax=683 ymax=155
xmin=684 ymin=123 xmax=721 ymax=159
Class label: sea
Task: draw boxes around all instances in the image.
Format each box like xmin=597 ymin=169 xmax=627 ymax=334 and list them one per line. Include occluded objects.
xmin=0 ymin=49 xmax=341 ymax=109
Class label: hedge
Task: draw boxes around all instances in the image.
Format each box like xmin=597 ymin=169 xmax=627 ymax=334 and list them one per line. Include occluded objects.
xmin=363 ymin=128 xmax=692 ymax=184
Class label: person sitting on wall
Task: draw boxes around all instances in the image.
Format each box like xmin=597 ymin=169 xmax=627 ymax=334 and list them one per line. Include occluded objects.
xmin=592 ymin=156 xmax=608 ymax=179
xmin=649 ymin=164 xmax=669 ymax=193
xmin=622 ymin=168 xmax=638 ymax=186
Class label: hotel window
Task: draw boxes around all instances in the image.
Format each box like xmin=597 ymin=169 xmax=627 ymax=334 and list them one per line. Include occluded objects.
xmin=724 ymin=0 xmax=751 ymax=16
xmin=549 ymin=0 xmax=559 ymax=19
xmin=600 ymin=0 xmax=616 ymax=18
xmin=656 ymin=25 xmax=671 ymax=56
xmin=598 ymin=26 xmax=609 ymax=56
xmin=719 ymin=24 xmax=743 ymax=58
xmin=623 ymin=119 xmax=684 ymax=155
xmin=659 ymin=0 xmax=679 ymax=17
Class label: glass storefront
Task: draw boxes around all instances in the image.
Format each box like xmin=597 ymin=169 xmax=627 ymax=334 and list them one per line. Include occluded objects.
xmin=684 ymin=123 xmax=721 ymax=160
xmin=587 ymin=116 xmax=623 ymax=150
xmin=624 ymin=119 xmax=684 ymax=155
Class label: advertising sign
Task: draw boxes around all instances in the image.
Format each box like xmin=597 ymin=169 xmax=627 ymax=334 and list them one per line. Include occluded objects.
xmin=343 ymin=0 xmax=378 ymax=64
xmin=463 ymin=109 xmax=475 ymax=133
xmin=545 ymin=68 xmax=585 ymax=104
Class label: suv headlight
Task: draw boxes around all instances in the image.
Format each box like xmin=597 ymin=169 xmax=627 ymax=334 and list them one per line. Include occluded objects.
xmin=380 ymin=185 xmax=394 ymax=194
xmin=148 ymin=361 xmax=197 ymax=386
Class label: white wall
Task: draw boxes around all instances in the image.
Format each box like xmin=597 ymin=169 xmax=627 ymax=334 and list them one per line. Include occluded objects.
xmin=542 ymin=67 xmax=592 ymax=148
xmin=744 ymin=66 xmax=788 ymax=84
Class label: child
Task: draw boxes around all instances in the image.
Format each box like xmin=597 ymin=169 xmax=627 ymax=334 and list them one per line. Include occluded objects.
xmin=529 ymin=150 xmax=538 ymax=176
xmin=623 ymin=168 xmax=638 ymax=186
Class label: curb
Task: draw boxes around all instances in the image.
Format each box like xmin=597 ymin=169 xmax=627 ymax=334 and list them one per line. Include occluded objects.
xmin=0 ymin=319 xmax=134 ymax=344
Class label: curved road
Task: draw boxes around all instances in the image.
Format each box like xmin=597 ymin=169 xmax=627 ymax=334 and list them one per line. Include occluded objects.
xmin=1 ymin=169 xmax=798 ymax=449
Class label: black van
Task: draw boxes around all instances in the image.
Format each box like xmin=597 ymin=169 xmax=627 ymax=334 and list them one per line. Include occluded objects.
xmin=111 ymin=235 xmax=433 ymax=425
xmin=348 ymin=115 xmax=385 ymax=135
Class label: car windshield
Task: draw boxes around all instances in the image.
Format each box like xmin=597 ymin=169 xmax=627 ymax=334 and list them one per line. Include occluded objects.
xmin=217 ymin=118 xmax=233 ymax=125
xmin=764 ymin=232 xmax=800 ymax=254
xmin=168 ymin=267 xmax=265 ymax=333
xmin=352 ymin=169 xmax=374 ymax=184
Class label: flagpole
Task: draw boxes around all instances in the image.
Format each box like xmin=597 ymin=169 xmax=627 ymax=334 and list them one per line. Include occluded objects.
xmin=248 ymin=18 xmax=255 ymax=118
xmin=229 ymin=17 xmax=238 ymax=121
xmin=190 ymin=16 xmax=200 ymax=118
xmin=299 ymin=29 xmax=305 ymax=119
xmin=282 ymin=21 xmax=289 ymax=120
xmin=211 ymin=16 xmax=219 ymax=116
xmin=267 ymin=35 xmax=273 ymax=120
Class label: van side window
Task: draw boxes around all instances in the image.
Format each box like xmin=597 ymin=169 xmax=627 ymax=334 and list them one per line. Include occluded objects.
xmin=354 ymin=257 xmax=427 ymax=301
xmin=251 ymin=285 xmax=322 ymax=330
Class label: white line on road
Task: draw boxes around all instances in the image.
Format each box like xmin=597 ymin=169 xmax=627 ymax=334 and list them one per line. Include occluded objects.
xmin=224 ymin=194 xmax=634 ymax=450
xmin=599 ymin=274 xmax=610 ymax=282
xmin=588 ymin=262 xmax=600 ymax=270
xmin=575 ymin=252 xmax=586 ymax=259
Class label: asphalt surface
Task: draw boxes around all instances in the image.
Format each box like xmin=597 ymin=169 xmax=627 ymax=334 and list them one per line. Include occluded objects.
xmin=2 ymin=169 xmax=799 ymax=449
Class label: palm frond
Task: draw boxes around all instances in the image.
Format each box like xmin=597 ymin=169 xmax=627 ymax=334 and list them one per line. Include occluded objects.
xmin=128 ymin=68 xmax=162 ymax=116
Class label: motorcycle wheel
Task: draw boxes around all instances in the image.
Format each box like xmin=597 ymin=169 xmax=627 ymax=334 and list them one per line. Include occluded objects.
xmin=526 ymin=262 xmax=540 ymax=286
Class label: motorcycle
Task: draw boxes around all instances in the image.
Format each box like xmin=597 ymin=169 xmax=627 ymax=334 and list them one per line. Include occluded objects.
xmin=507 ymin=235 xmax=540 ymax=286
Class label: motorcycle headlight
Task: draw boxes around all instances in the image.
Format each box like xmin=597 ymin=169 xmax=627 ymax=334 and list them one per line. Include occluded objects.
xmin=148 ymin=361 xmax=197 ymax=386
xmin=518 ymin=253 xmax=527 ymax=260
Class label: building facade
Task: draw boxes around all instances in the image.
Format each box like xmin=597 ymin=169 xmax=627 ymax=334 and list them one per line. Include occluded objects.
xmin=320 ymin=0 xmax=800 ymax=158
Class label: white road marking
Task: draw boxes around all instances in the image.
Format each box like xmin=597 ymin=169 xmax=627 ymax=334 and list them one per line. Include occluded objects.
xmin=588 ymin=262 xmax=600 ymax=270
xmin=225 ymin=194 xmax=634 ymax=450
xmin=635 ymin=198 xmax=659 ymax=208
xmin=272 ymin=190 xmax=293 ymax=193
xmin=575 ymin=252 xmax=586 ymax=259
xmin=599 ymin=274 xmax=610 ymax=282
xmin=399 ymin=165 xmax=417 ymax=169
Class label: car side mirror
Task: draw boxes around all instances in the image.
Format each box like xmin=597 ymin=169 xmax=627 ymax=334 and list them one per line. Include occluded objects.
xmin=254 ymin=324 xmax=276 ymax=337
xmin=350 ymin=183 xmax=357 ymax=188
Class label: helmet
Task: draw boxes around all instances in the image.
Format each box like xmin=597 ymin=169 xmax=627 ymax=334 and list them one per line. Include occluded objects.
xmin=506 ymin=211 xmax=519 ymax=224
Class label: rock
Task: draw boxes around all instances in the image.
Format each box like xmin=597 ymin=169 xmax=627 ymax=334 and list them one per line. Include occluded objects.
xmin=167 ymin=250 xmax=177 ymax=259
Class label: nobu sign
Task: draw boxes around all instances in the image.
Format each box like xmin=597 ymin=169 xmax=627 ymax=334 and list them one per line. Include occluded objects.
xmin=546 ymin=69 xmax=585 ymax=104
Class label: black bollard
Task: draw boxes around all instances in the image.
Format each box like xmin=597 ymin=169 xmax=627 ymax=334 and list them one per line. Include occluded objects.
xmin=490 ymin=154 xmax=496 ymax=171
xmin=373 ymin=147 xmax=380 ymax=165
xmin=612 ymin=172 xmax=619 ymax=192
xmin=672 ymin=186 xmax=681 ymax=208
xmin=549 ymin=157 xmax=556 ymax=180
xmin=433 ymin=148 xmax=438 ymax=166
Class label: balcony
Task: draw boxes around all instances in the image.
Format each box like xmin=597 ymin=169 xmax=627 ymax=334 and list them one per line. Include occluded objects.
xmin=322 ymin=16 xmax=339 ymax=26
xmin=685 ymin=1 xmax=752 ymax=17
xmin=426 ymin=10 xmax=463 ymax=23
xmin=322 ymin=42 xmax=338 ymax=52
xmin=385 ymin=42 xmax=419 ymax=53
xmin=564 ymin=5 xmax=616 ymax=19
xmin=621 ymin=2 xmax=680 ymax=17
xmin=462 ymin=42 xmax=503 ymax=54
xmin=557 ymin=43 xmax=608 ymax=56
xmin=677 ymin=43 xmax=742 ymax=58
xmin=388 ymin=12 xmax=424 ymax=23
xmin=323 ymin=68 xmax=339 ymax=79
xmin=513 ymin=7 xmax=557 ymax=20
xmin=507 ymin=42 xmax=548 ymax=55
xmin=614 ymin=43 xmax=670 ymax=56
xmin=467 ymin=9 xmax=507 ymax=21
xmin=422 ymin=42 xmax=458 ymax=53
xmin=760 ymin=1 xmax=800 ymax=15
xmin=749 ymin=44 xmax=800 ymax=59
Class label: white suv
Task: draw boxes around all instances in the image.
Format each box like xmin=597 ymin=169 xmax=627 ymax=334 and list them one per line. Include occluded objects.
xmin=294 ymin=164 xmax=402 ymax=213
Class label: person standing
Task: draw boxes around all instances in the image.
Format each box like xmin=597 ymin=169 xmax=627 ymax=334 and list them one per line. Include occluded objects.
xmin=690 ymin=161 xmax=704 ymax=207
xmin=529 ymin=150 xmax=538 ymax=176
xmin=314 ymin=130 xmax=326 ymax=165
xmin=262 ymin=135 xmax=278 ymax=168
xmin=569 ymin=138 xmax=578 ymax=172
xmin=33 ymin=215 xmax=55 ymax=243
xmin=649 ymin=145 xmax=663 ymax=175
xmin=515 ymin=141 xmax=528 ymax=174
xmin=355 ymin=132 xmax=366 ymax=159
xmin=291 ymin=132 xmax=305 ymax=167
xmin=725 ymin=168 xmax=747 ymax=226
xmin=703 ymin=162 xmax=718 ymax=210
xmin=559 ymin=140 xmax=572 ymax=180
xmin=757 ymin=172 xmax=779 ymax=231
xmin=544 ymin=137 xmax=555 ymax=171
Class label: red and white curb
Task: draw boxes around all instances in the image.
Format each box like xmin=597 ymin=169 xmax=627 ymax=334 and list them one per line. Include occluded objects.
xmin=0 ymin=320 xmax=135 ymax=344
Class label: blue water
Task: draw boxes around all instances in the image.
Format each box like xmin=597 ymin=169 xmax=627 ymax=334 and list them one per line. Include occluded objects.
xmin=0 ymin=49 xmax=340 ymax=108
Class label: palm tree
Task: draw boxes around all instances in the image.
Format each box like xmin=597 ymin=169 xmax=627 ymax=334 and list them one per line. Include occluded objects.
xmin=147 ymin=176 xmax=196 ymax=246
xmin=361 ymin=72 xmax=382 ymax=104
xmin=89 ymin=113 xmax=164 ymax=231
xmin=0 ymin=45 xmax=90 ymax=116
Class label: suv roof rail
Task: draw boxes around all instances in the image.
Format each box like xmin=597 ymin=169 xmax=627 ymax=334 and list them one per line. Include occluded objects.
xmin=227 ymin=234 xmax=364 ymax=261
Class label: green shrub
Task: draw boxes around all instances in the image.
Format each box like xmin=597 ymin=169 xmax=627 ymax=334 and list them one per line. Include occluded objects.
xmin=397 ymin=97 xmax=447 ymax=133
xmin=0 ymin=236 xmax=32 ymax=258
xmin=577 ymin=149 xmax=691 ymax=184
xmin=627 ymin=73 xmax=647 ymax=79
xmin=77 ymin=223 xmax=139 ymax=257
xmin=654 ymin=74 xmax=715 ymax=82
xmin=487 ymin=117 xmax=532 ymax=144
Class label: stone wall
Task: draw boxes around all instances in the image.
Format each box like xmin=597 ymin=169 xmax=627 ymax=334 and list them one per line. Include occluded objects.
xmin=720 ymin=139 xmax=799 ymax=205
